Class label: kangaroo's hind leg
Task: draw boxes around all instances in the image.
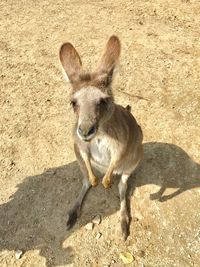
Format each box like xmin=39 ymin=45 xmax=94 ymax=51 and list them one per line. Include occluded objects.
xmin=66 ymin=177 xmax=91 ymax=230
xmin=66 ymin=144 xmax=92 ymax=230
xmin=118 ymin=173 xmax=131 ymax=240
xmin=118 ymin=155 xmax=142 ymax=240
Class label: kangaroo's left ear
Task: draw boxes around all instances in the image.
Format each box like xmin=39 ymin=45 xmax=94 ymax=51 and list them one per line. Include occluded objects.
xmin=95 ymin=35 xmax=121 ymax=87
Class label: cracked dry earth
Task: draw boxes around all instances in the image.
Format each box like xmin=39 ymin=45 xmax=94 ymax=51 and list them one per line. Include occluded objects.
xmin=0 ymin=0 xmax=200 ymax=266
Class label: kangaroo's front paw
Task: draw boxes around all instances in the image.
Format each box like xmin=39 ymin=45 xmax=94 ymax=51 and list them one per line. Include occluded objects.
xmin=102 ymin=176 xmax=111 ymax=188
xmin=89 ymin=175 xmax=98 ymax=187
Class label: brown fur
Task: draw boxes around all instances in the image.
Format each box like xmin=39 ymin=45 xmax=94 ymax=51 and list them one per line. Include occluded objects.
xmin=59 ymin=35 xmax=143 ymax=240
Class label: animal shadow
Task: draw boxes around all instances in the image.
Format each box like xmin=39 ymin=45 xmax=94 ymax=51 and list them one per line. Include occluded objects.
xmin=133 ymin=142 xmax=200 ymax=202
xmin=0 ymin=142 xmax=199 ymax=266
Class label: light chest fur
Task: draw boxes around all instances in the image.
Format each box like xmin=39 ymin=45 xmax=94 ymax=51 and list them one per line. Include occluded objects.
xmin=90 ymin=135 xmax=112 ymax=173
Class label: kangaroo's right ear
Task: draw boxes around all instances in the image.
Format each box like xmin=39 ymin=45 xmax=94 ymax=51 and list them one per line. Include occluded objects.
xmin=59 ymin=43 xmax=82 ymax=83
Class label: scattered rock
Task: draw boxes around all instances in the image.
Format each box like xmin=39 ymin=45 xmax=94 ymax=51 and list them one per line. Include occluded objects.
xmin=84 ymin=222 xmax=94 ymax=230
xmin=137 ymin=250 xmax=145 ymax=258
xmin=15 ymin=250 xmax=23 ymax=259
xmin=119 ymin=251 xmax=134 ymax=264
xmin=96 ymin=232 xmax=102 ymax=239
xmin=107 ymin=240 xmax=111 ymax=245
xmin=44 ymin=169 xmax=56 ymax=176
xmin=92 ymin=215 xmax=101 ymax=225
xmin=195 ymin=230 xmax=200 ymax=240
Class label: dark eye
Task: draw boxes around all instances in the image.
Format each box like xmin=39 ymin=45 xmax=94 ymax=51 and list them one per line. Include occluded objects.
xmin=99 ymin=98 xmax=109 ymax=106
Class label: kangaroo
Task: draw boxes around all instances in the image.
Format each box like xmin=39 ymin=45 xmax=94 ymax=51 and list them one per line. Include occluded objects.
xmin=59 ymin=36 xmax=143 ymax=240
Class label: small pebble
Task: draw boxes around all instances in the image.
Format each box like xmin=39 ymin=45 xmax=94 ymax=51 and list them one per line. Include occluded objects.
xmin=119 ymin=251 xmax=134 ymax=264
xmin=45 ymin=169 xmax=56 ymax=175
xmin=92 ymin=215 xmax=101 ymax=225
xmin=15 ymin=250 xmax=23 ymax=259
xmin=96 ymin=232 xmax=102 ymax=239
xmin=84 ymin=222 xmax=94 ymax=230
xmin=137 ymin=250 xmax=145 ymax=258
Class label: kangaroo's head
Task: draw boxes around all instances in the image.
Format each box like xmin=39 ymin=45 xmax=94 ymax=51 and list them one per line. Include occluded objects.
xmin=59 ymin=36 xmax=121 ymax=142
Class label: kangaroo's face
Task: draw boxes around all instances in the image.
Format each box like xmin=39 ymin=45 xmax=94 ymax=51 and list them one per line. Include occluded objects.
xmin=70 ymin=86 xmax=114 ymax=141
xmin=59 ymin=36 xmax=120 ymax=142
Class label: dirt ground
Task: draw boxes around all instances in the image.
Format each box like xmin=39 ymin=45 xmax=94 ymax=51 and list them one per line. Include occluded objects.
xmin=0 ymin=0 xmax=200 ymax=266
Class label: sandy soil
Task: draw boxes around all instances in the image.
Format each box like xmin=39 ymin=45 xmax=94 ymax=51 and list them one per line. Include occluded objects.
xmin=0 ymin=0 xmax=200 ymax=266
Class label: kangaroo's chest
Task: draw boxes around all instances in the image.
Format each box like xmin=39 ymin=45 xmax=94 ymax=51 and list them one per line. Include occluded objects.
xmin=90 ymin=136 xmax=111 ymax=167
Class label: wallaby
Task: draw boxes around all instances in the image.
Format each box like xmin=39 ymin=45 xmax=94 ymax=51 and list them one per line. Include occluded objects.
xmin=59 ymin=36 xmax=143 ymax=240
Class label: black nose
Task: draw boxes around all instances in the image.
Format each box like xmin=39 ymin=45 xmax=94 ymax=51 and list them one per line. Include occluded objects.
xmin=78 ymin=125 xmax=96 ymax=139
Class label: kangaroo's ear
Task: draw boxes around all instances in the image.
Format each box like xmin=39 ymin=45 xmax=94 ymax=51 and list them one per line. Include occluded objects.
xmin=59 ymin=43 xmax=82 ymax=83
xmin=96 ymin=35 xmax=121 ymax=86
